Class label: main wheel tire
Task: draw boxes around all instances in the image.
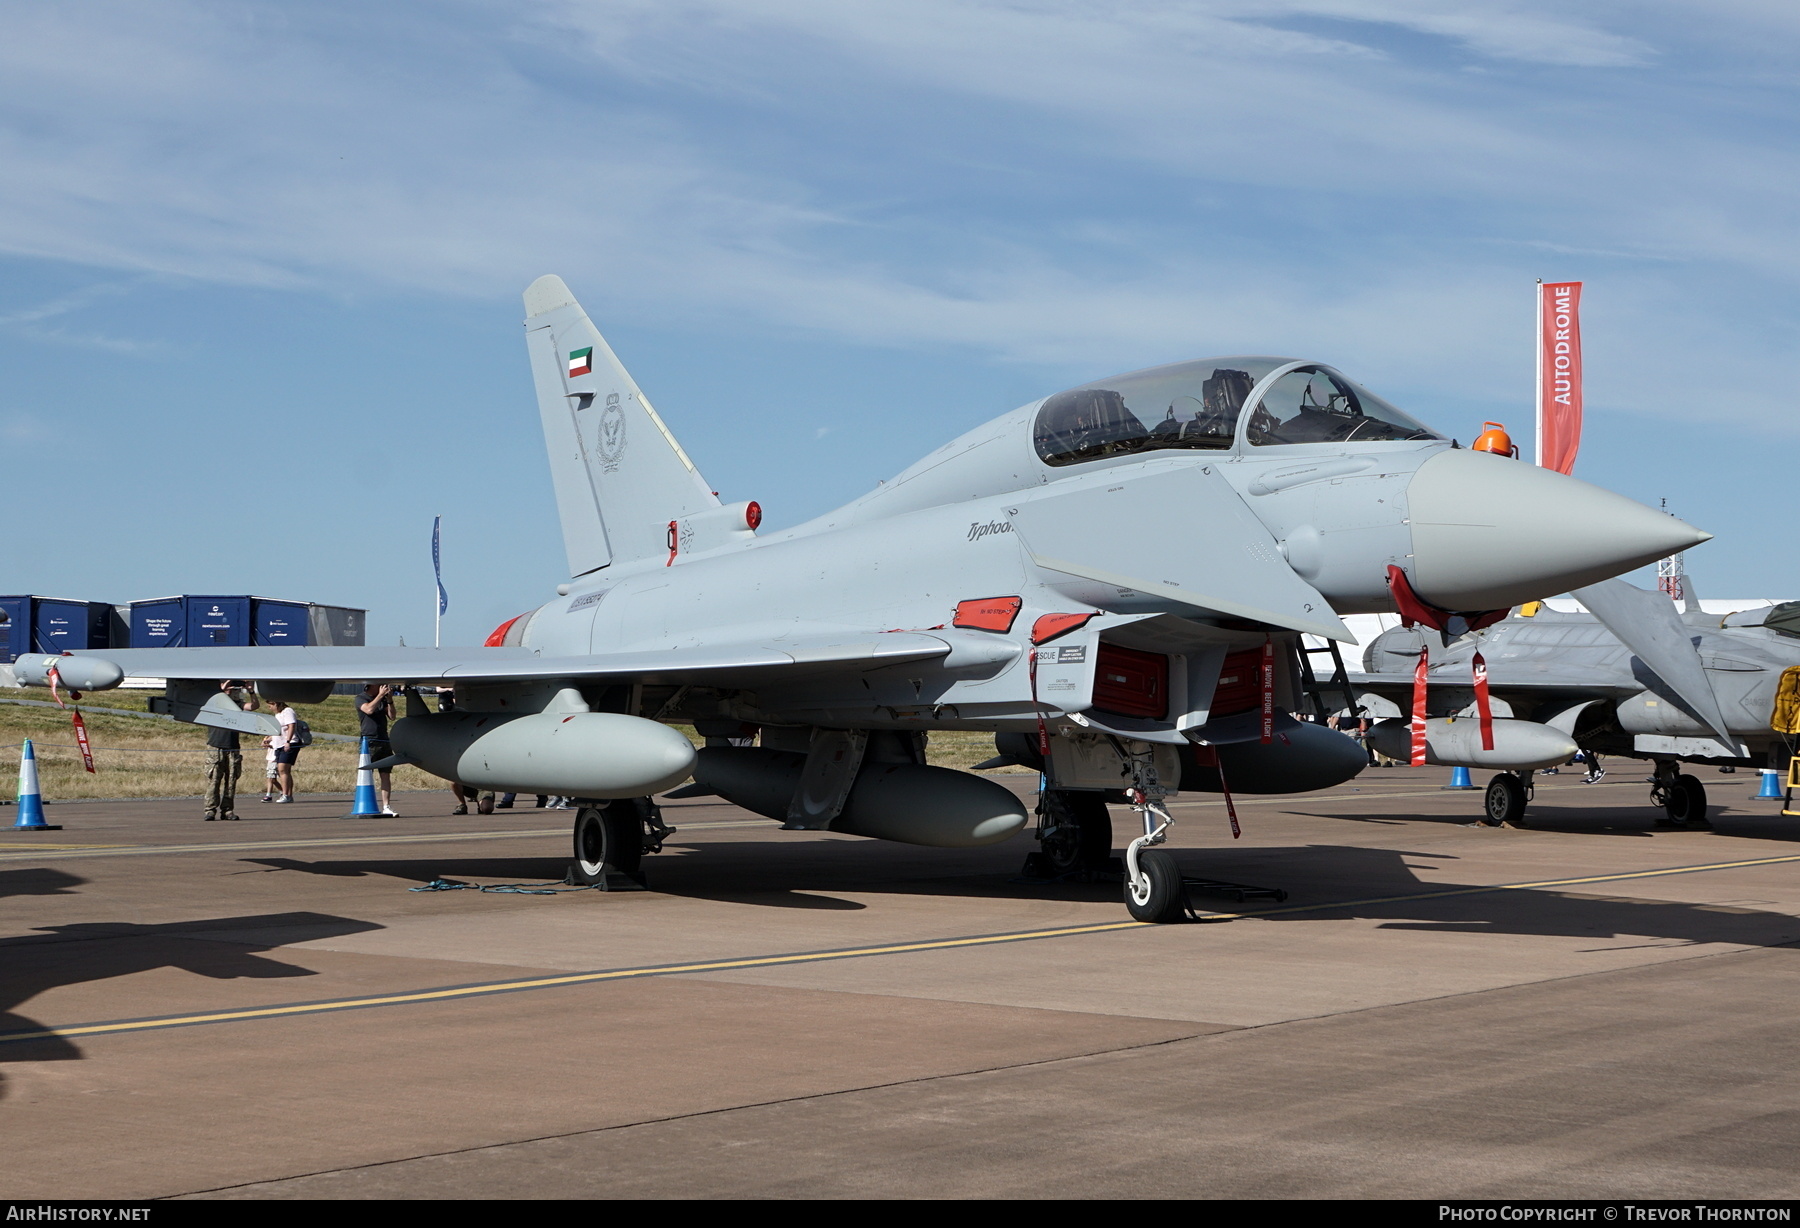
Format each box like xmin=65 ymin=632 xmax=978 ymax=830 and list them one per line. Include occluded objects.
xmin=572 ymin=802 xmax=644 ymax=884
xmin=1124 ymin=849 xmax=1186 ymax=923
xmin=1666 ymin=774 xmax=1710 ymax=827
xmin=1484 ymin=775 xmax=1526 ymax=827
xmin=1038 ymin=789 xmax=1114 ymax=875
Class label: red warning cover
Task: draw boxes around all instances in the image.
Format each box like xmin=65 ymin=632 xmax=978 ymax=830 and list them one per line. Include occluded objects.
xmin=953 ymin=596 xmax=1023 ymax=632
xmin=1030 ymin=612 xmax=1096 ymax=644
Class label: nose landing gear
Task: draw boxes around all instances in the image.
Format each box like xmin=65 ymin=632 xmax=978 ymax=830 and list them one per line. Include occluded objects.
xmin=1122 ymin=752 xmax=1186 ymax=924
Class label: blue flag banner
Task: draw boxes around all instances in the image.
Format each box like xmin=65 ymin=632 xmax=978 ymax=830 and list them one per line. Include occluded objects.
xmin=433 ymin=516 xmax=448 ymax=616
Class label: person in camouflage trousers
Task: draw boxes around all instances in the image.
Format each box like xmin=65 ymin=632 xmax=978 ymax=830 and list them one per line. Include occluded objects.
xmin=205 ymin=682 xmax=261 ymax=821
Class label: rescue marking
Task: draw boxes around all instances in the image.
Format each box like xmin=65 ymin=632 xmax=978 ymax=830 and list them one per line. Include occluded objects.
xmin=6 ymin=851 xmax=1798 ymax=1046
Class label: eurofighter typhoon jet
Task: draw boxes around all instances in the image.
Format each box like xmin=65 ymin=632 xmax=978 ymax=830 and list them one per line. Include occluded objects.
xmin=1355 ymin=578 xmax=1800 ymax=830
xmin=9 ymin=276 xmax=1708 ymax=921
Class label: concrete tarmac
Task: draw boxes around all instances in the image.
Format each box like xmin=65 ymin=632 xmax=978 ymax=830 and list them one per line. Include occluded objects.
xmin=3 ymin=766 xmax=1799 ymax=1199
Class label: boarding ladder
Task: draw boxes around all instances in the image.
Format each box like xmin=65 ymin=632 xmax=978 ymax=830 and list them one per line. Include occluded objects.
xmin=1297 ymin=638 xmax=1361 ymax=725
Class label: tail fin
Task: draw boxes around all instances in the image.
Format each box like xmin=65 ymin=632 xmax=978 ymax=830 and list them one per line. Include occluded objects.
xmin=523 ymin=275 xmax=719 ymax=575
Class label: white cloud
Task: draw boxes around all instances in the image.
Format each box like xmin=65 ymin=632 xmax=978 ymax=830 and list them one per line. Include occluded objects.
xmin=0 ymin=0 xmax=1794 ymax=432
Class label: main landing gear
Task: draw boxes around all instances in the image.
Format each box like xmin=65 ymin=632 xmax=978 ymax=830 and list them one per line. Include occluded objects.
xmin=1651 ymin=762 xmax=1710 ymax=828
xmin=571 ymin=798 xmax=674 ymax=888
xmin=1483 ymin=772 xmax=1532 ymax=827
xmin=1027 ymin=788 xmax=1115 ymax=879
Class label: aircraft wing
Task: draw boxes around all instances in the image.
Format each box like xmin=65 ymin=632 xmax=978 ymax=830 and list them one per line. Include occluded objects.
xmin=1570 ymin=578 xmax=1738 ymax=747
xmin=52 ymin=631 xmax=968 ymax=688
xmin=1008 ymin=463 xmax=1353 ymax=642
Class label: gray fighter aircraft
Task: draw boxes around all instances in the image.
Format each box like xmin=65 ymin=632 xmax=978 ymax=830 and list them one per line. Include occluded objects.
xmin=1354 ymin=581 xmax=1800 ymax=829
xmin=5 ymin=276 xmax=1708 ymax=921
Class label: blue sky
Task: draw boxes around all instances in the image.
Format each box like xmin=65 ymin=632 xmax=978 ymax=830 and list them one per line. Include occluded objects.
xmin=2 ymin=1 xmax=1795 ymax=644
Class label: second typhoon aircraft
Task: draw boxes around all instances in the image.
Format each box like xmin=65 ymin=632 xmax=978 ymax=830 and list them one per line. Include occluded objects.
xmin=21 ymin=276 xmax=1708 ymax=920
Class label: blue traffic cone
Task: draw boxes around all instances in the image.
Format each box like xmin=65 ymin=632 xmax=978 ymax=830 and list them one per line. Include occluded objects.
xmin=345 ymin=736 xmax=383 ymax=818
xmin=1444 ymin=765 xmax=1476 ymax=790
xmin=1755 ymin=768 xmax=1783 ymax=800
xmin=13 ymin=740 xmax=61 ymax=831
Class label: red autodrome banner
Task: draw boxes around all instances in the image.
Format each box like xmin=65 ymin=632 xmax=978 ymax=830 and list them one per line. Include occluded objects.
xmin=1537 ymin=281 xmax=1583 ymax=475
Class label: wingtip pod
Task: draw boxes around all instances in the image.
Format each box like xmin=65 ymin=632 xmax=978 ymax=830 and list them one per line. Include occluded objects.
xmin=523 ymin=274 xmax=578 ymax=319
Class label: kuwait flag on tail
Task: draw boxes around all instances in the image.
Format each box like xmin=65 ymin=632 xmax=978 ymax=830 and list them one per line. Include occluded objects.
xmin=567 ymin=347 xmax=594 ymax=378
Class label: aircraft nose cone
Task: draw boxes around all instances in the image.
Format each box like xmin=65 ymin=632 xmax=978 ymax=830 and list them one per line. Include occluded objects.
xmin=1405 ymin=449 xmax=1710 ymax=611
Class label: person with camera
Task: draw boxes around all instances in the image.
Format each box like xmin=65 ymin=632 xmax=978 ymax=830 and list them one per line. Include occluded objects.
xmin=358 ymin=683 xmax=401 ymax=816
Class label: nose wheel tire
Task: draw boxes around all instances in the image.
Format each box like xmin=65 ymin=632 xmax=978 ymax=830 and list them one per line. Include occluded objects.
xmin=572 ymin=802 xmax=645 ymax=884
xmin=1124 ymin=849 xmax=1186 ymax=923
xmin=1484 ymin=774 xmax=1526 ymax=827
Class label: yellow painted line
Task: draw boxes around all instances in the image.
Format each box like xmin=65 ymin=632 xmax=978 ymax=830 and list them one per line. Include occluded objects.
xmin=0 ymin=920 xmax=1148 ymax=1044
xmin=0 ymin=842 xmax=127 ymax=849
xmin=7 ymin=850 xmax=1800 ymax=1046
xmin=0 ymin=819 xmax=776 ymax=863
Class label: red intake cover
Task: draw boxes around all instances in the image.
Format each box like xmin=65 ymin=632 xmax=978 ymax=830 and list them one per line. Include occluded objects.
xmin=1093 ymin=643 xmax=1169 ymax=720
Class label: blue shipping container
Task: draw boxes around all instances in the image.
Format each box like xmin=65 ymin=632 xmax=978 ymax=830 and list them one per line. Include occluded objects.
xmin=130 ymin=597 xmax=187 ymax=648
xmin=0 ymin=596 xmax=24 ymax=662
xmin=0 ymin=596 xmax=119 ymax=662
xmin=185 ymin=596 xmax=251 ymax=647
xmin=129 ymin=596 xmax=364 ymax=650
xmin=254 ymin=599 xmax=310 ymax=646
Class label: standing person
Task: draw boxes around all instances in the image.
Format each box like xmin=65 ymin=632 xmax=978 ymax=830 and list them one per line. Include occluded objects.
xmin=204 ymin=681 xmax=260 ymax=821
xmin=358 ymin=683 xmax=400 ymax=817
xmin=438 ymin=687 xmax=474 ymax=815
xmin=261 ymin=735 xmax=279 ymax=802
xmin=269 ymin=698 xmax=302 ymax=803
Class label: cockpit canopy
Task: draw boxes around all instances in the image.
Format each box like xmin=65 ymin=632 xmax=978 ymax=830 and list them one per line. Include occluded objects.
xmin=1033 ymin=356 xmax=1442 ymax=468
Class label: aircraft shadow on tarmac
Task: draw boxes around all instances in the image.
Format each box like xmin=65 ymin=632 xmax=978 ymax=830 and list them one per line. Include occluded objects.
xmin=242 ymin=852 xmax=869 ymax=909
xmin=239 ymin=836 xmax=1800 ymax=952
xmin=0 ymin=911 xmax=383 ymax=1092
xmin=0 ymin=866 xmax=85 ymax=902
xmin=1287 ymin=801 xmax=1800 ymax=842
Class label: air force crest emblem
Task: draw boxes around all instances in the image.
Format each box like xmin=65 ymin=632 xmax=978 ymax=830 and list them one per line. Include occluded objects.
xmin=597 ymin=392 xmax=626 ymax=470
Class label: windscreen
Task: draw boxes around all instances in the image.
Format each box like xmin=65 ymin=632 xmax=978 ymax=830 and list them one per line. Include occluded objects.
xmin=1245 ymin=366 xmax=1441 ymax=446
